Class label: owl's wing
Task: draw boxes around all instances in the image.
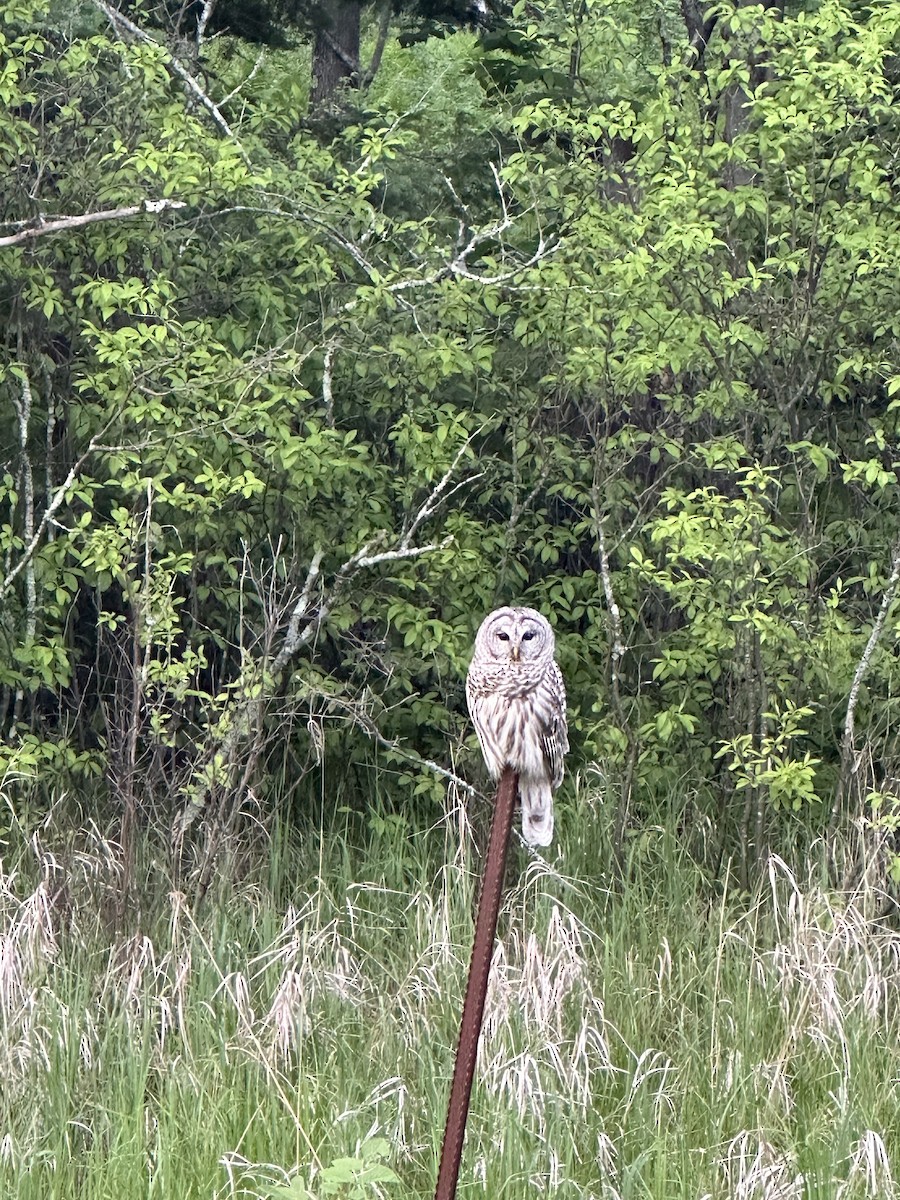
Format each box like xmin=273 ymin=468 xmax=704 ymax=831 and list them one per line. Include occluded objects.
xmin=541 ymin=662 xmax=569 ymax=789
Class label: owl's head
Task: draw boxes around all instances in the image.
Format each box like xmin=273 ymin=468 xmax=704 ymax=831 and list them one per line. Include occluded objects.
xmin=474 ymin=606 xmax=555 ymax=665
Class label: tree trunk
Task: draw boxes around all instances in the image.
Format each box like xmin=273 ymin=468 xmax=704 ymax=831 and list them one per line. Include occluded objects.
xmin=721 ymin=0 xmax=784 ymax=188
xmin=311 ymin=0 xmax=361 ymax=107
xmin=680 ymin=0 xmax=784 ymax=189
xmin=679 ymin=0 xmax=718 ymax=66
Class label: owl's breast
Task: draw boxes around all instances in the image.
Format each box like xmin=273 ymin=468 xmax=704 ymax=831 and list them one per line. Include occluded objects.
xmin=479 ymin=660 xmax=537 ymax=697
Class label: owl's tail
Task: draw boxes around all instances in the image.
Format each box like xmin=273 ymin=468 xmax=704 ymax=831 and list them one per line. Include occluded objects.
xmin=519 ymin=776 xmax=554 ymax=847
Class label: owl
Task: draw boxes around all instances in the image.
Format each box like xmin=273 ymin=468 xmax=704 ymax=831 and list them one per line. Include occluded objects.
xmin=465 ymin=606 xmax=569 ymax=848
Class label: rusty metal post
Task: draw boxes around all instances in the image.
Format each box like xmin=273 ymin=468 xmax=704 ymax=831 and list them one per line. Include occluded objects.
xmin=434 ymin=766 xmax=518 ymax=1200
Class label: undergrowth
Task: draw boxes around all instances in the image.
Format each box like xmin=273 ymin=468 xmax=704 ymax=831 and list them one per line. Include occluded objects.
xmin=0 ymin=777 xmax=898 ymax=1199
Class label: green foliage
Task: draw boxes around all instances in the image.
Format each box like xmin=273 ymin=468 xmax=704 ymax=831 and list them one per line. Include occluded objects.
xmin=267 ymin=1139 xmax=402 ymax=1199
xmin=4 ymin=0 xmax=900 ymax=880
xmin=716 ymin=702 xmax=822 ymax=812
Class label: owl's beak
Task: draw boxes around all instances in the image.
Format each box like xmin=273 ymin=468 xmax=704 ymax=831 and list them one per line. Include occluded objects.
xmin=510 ymin=643 xmax=520 ymax=662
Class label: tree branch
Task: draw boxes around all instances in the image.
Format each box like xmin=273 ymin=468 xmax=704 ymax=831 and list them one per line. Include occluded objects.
xmin=175 ymin=446 xmax=480 ymax=836
xmin=218 ymin=52 xmax=265 ymax=108
xmin=590 ymin=485 xmax=627 ymax=709
xmin=189 ymin=170 xmax=557 ymax=299
xmin=363 ymin=721 xmax=476 ymax=796
xmin=322 ymin=340 xmax=337 ymax=428
xmin=196 ymin=0 xmax=217 ymax=52
xmin=399 ymin=438 xmax=481 ymax=550
xmin=680 ymin=0 xmax=718 ymax=67
xmin=0 ymin=430 xmax=111 ymax=602
xmin=93 ymin=0 xmax=248 ymax=159
xmin=360 ymin=0 xmax=392 ymax=88
xmin=0 ymin=199 xmax=187 ymax=248
xmin=591 ymin=481 xmax=637 ymax=881
xmin=321 ymin=26 xmax=359 ymax=74
xmin=833 ymin=540 xmax=900 ymax=831
xmin=270 ymin=549 xmax=325 ymax=675
xmin=11 ymin=373 xmax=36 ymax=641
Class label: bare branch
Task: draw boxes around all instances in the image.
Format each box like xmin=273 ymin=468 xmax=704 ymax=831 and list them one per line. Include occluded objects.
xmin=590 ymin=485 xmax=627 ymax=704
xmin=384 ymin=172 xmax=557 ymax=291
xmin=196 ymin=0 xmax=217 ymax=51
xmin=400 ymin=437 xmax=481 ymax=550
xmin=354 ymin=535 xmax=453 ymax=571
xmin=218 ymin=51 xmax=265 ymax=108
xmin=509 ymin=464 xmax=548 ymax=532
xmin=0 ymin=430 xmax=110 ymax=602
xmin=189 ymin=178 xmax=556 ymax=297
xmin=833 ymin=539 xmax=900 ymax=832
xmin=261 ymin=446 xmax=479 ymax=683
xmin=322 ymin=340 xmax=337 ymax=428
xmin=93 ymin=0 xmax=248 ymax=159
xmin=321 ymin=27 xmax=359 ymax=74
xmin=490 ymin=161 xmax=510 ymax=227
xmin=176 ymin=442 xmax=478 ymax=836
xmin=680 ymin=0 xmax=718 ymax=67
xmin=363 ymin=720 xmax=476 ymax=795
xmin=844 ymin=543 xmax=900 ymax=750
xmin=11 ymin=373 xmax=36 ymax=641
xmin=360 ymin=0 xmax=392 ymax=88
xmin=270 ymin=549 xmax=325 ymax=675
xmin=0 ymin=198 xmax=187 ymax=248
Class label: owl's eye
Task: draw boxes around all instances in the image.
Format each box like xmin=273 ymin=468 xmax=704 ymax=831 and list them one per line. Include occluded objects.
xmin=522 ymin=630 xmax=536 ymax=641
xmin=497 ymin=631 xmax=510 ymax=641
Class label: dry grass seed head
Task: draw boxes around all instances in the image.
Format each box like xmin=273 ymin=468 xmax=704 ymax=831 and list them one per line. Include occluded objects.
xmin=836 ymin=1130 xmax=896 ymax=1200
xmin=265 ymin=968 xmax=309 ymax=1059
xmin=0 ymin=879 xmax=58 ymax=1013
xmin=256 ymin=913 xmax=368 ymax=1065
xmin=621 ymin=1048 xmax=676 ymax=1126
xmin=217 ymin=970 xmax=256 ymax=1038
xmin=333 ymin=1083 xmax=421 ymax=1174
xmin=765 ymin=857 xmax=900 ymax=1053
xmin=0 ymin=876 xmax=60 ymax=1090
xmin=719 ymin=1130 xmax=803 ymax=1200
xmin=481 ymin=904 xmax=612 ymax=1122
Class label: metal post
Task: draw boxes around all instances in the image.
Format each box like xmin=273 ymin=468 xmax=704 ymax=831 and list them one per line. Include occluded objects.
xmin=434 ymin=767 xmax=518 ymax=1200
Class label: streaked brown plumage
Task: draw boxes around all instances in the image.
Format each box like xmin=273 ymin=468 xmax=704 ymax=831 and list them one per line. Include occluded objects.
xmin=466 ymin=606 xmax=568 ymax=847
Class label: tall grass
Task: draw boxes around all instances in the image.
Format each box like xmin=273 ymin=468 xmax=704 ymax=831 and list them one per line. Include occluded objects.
xmin=0 ymin=779 xmax=899 ymax=1199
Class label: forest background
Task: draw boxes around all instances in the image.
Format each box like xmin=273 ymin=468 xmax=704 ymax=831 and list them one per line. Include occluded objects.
xmin=3 ymin=0 xmax=900 ymax=1197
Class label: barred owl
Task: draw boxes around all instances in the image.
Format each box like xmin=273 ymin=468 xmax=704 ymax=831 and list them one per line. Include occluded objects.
xmin=465 ymin=606 xmax=568 ymax=847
